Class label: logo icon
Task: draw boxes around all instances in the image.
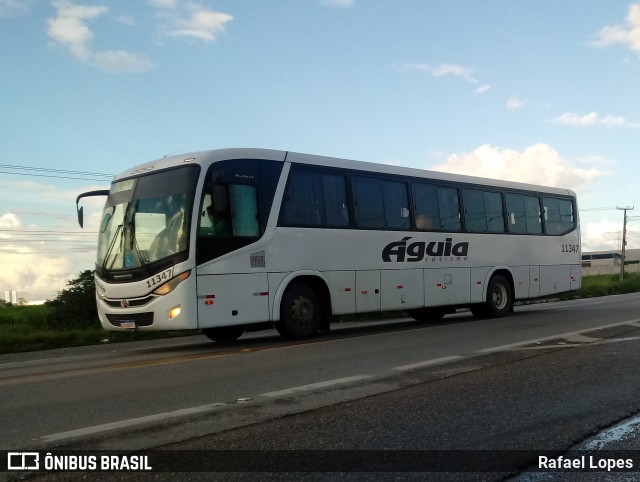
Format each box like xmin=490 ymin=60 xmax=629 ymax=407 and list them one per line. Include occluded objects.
xmin=8 ymin=452 xmax=40 ymax=470
xmin=120 ymin=299 xmax=129 ymax=308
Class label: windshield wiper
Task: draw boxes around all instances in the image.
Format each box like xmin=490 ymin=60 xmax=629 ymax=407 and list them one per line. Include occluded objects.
xmin=126 ymin=201 xmax=149 ymax=276
xmin=103 ymin=224 xmax=123 ymax=272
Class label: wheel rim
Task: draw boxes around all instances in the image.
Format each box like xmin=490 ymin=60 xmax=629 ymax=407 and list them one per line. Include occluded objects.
xmin=290 ymin=295 xmax=314 ymax=327
xmin=492 ymin=284 xmax=508 ymax=310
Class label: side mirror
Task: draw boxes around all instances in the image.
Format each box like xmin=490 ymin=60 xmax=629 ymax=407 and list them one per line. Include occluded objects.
xmin=75 ymin=190 xmax=110 ymax=228
xmin=77 ymin=205 xmax=84 ymax=228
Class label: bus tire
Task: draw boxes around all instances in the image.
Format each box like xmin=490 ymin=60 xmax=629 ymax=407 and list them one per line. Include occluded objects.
xmin=408 ymin=307 xmax=446 ymax=322
xmin=202 ymin=326 xmax=245 ymax=343
xmin=276 ymin=283 xmax=321 ymax=339
xmin=474 ymin=274 xmax=513 ymax=318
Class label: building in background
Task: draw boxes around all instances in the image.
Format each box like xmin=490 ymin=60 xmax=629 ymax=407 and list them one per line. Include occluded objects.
xmin=582 ymin=249 xmax=640 ymax=276
xmin=4 ymin=290 xmax=18 ymax=304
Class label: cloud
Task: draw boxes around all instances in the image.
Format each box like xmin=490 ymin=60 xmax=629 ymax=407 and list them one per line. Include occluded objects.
xmin=0 ymin=247 xmax=82 ymax=303
xmin=429 ymin=143 xmax=611 ymax=194
xmin=0 ymin=210 xmax=94 ymax=303
xmin=409 ymin=63 xmax=477 ymax=81
xmin=403 ymin=63 xmax=490 ymax=93
xmin=599 ymin=114 xmax=628 ymax=127
xmin=549 ymin=112 xmax=598 ymax=127
xmin=0 ymin=180 xmax=106 ymax=302
xmin=152 ymin=1 xmax=233 ymax=42
xmin=591 ymin=2 xmax=640 ymax=52
xmin=320 ymin=0 xmax=355 ymax=7
xmin=582 ymin=218 xmax=630 ymax=252
xmin=0 ymin=0 xmax=30 ymax=16
xmin=47 ymin=0 xmax=155 ymax=73
xmin=149 ymin=0 xmax=178 ymax=8
xmin=549 ymin=111 xmax=640 ymax=129
xmin=506 ymin=97 xmax=526 ymax=110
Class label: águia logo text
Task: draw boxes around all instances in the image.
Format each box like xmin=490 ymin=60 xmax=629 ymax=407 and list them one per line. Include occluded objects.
xmin=382 ymin=237 xmax=469 ymax=262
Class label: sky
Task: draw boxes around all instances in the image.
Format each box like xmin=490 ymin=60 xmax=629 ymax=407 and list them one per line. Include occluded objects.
xmin=1 ymin=0 xmax=639 ymax=303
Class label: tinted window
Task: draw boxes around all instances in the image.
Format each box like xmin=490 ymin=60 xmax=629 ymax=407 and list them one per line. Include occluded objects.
xmin=197 ymin=158 xmax=283 ymax=265
xmin=506 ymin=193 xmax=542 ymax=234
xmin=544 ymin=197 xmax=575 ymax=235
xmin=281 ymin=170 xmax=349 ymax=227
xmin=413 ymin=183 xmax=461 ymax=232
xmin=353 ymin=177 xmax=409 ymax=230
xmin=463 ymin=189 xmax=504 ymax=233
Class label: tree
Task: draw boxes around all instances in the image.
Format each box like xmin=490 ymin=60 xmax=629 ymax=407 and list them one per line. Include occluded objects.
xmin=46 ymin=270 xmax=98 ymax=325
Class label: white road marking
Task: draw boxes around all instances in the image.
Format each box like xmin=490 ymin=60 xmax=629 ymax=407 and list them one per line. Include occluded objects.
xmin=40 ymin=318 xmax=640 ymax=444
xmin=42 ymin=402 xmax=226 ymax=443
xmin=393 ymin=355 xmax=464 ymax=371
xmin=563 ymin=333 xmax=601 ymax=343
xmin=260 ymin=375 xmax=372 ymax=398
xmin=479 ymin=318 xmax=640 ymax=354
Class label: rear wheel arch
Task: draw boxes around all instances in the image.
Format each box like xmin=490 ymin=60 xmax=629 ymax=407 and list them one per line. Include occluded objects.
xmin=471 ymin=268 xmax=515 ymax=318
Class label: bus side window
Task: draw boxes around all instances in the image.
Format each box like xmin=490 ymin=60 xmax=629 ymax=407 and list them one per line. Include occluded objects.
xmin=437 ymin=186 xmax=461 ymax=232
xmin=463 ymin=189 xmax=505 ymax=233
xmin=199 ymin=186 xmax=233 ymax=237
xmin=507 ymin=193 xmax=542 ymax=234
xmin=281 ymin=170 xmax=349 ymax=227
xmin=544 ymin=197 xmax=575 ymax=235
xmin=412 ymin=183 xmax=461 ymax=232
xmin=353 ymin=177 xmax=409 ymax=230
xmin=229 ymin=185 xmax=259 ymax=236
xmin=412 ymin=183 xmax=440 ymax=230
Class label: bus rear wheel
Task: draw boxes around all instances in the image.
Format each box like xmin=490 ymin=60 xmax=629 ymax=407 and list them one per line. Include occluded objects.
xmin=276 ymin=283 xmax=321 ymax=339
xmin=471 ymin=274 xmax=513 ymax=318
xmin=202 ymin=326 xmax=245 ymax=343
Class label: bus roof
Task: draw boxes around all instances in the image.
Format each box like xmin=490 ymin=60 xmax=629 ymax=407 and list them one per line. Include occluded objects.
xmin=114 ymin=148 xmax=576 ymax=198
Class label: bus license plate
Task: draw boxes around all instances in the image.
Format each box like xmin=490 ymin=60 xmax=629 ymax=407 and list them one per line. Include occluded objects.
xmin=120 ymin=321 xmax=136 ymax=329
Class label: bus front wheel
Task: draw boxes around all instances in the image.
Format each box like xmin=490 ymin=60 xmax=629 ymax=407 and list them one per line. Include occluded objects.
xmin=276 ymin=283 xmax=321 ymax=339
xmin=202 ymin=325 xmax=245 ymax=343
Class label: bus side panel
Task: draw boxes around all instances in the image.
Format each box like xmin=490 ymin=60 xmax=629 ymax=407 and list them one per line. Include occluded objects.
xmin=323 ymin=271 xmax=356 ymax=315
xmin=529 ymin=266 xmax=540 ymax=298
xmin=196 ymin=273 xmax=269 ymax=328
xmin=381 ymin=269 xmax=424 ymax=311
xmin=571 ymin=264 xmax=582 ymax=291
xmin=510 ymin=266 xmax=530 ymax=300
xmin=539 ymin=265 xmax=571 ymax=297
xmin=423 ymin=268 xmax=470 ymax=307
xmin=356 ymin=270 xmax=381 ymax=313
xmin=470 ymin=267 xmax=490 ymax=303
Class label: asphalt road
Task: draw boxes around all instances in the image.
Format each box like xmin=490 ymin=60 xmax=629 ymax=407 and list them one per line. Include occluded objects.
xmin=4 ymin=293 xmax=640 ymax=481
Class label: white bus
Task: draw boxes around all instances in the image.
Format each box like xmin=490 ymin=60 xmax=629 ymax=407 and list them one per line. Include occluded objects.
xmin=76 ymin=148 xmax=580 ymax=342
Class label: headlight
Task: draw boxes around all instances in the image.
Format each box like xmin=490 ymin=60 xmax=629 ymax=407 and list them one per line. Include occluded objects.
xmin=153 ymin=270 xmax=191 ymax=296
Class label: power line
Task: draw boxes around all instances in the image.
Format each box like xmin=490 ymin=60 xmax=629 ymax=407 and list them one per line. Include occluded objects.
xmin=0 ymin=163 xmax=114 ymax=182
xmin=0 ymin=164 xmax=114 ymax=177
xmin=0 ymin=170 xmax=113 ymax=182
xmin=0 ymin=230 xmax=98 ymax=237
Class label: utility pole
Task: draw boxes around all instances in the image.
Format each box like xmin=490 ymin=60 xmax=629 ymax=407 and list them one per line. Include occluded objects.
xmin=617 ymin=206 xmax=634 ymax=281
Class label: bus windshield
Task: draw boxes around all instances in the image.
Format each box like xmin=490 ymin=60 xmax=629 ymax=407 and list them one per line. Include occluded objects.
xmin=97 ymin=165 xmax=199 ymax=274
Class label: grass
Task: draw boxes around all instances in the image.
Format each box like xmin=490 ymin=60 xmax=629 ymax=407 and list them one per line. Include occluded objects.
xmin=2 ymin=273 xmax=640 ymax=354
xmin=0 ymin=305 xmax=189 ymax=354
xmin=576 ymin=272 xmax=640 ymax=298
